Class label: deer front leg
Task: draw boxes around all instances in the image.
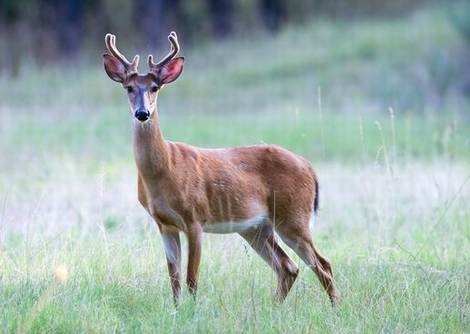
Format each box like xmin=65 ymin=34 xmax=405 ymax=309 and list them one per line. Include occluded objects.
xmin=160 ymin=227 xmax=182 ymax=304
xmin=186 ymin=223 xmax=202 ymax=296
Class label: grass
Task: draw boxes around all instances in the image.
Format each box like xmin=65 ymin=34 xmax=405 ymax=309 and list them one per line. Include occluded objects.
xmin=1 ymin=162 xmax=469 ymax=333
xmin=1 ymin=111 xmax=469 ymax=165
xmin=1 ymin=6 xmax=470 ymax=334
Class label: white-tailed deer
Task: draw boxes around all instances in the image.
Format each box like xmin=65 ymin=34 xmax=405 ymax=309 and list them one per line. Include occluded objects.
xmin=103 ymin=32 xmax=338 ymax=304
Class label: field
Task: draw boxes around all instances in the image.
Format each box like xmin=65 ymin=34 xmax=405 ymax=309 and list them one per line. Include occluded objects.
xmin=1 ymin=8 xmax=469 ymax=333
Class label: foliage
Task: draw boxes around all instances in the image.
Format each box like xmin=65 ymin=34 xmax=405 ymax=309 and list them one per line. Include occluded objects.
xmin=448 ymin=1 xmax=470 ymax=43
xmin=0 ymin=0 xmax=436 ymax=74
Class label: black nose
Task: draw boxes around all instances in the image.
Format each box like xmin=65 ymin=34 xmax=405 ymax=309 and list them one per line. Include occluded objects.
xmin=135 ymin=109 xmax=150 ymax=122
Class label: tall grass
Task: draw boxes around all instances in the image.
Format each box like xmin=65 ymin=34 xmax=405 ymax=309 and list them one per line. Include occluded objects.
xmin=1 ymin=162 xmax=468 ymax=333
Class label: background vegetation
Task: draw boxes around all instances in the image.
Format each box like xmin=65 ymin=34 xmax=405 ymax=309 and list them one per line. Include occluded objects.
xmin=0 ymin=1 xmax=469 ymax=333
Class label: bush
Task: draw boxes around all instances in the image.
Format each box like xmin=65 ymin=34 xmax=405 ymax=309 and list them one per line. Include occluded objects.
xmin=448 ymin=1 xmax=470 ymax=43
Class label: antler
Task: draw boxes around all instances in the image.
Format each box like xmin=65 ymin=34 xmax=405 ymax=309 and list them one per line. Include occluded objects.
xmin=105 ymin=33 xmax=139 ymax=74
xmin=148 ymin=31 xmax=180 ymax=71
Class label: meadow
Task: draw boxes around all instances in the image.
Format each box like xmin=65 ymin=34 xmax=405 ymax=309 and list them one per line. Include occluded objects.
xmin=1 ymin=7 xmax=469 ymax=333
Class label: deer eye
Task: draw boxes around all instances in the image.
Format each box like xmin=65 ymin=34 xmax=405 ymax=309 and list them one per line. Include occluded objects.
xmin=126 ymin=86 xmax=134 ymax=93
xmin=150 ymin=86 xmax=158 ymax=93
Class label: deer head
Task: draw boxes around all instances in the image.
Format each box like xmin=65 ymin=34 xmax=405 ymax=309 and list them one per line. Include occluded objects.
xmin=103 ymin=32 xmax=184 ymax=122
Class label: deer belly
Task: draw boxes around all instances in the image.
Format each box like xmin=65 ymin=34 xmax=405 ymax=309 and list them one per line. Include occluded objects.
xmin=202 ymin=215 xmax=268 ymax=234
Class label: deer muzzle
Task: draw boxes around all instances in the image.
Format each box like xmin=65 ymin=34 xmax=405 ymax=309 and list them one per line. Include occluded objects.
xmin=135 ymin=108 xmax=150 ymax=122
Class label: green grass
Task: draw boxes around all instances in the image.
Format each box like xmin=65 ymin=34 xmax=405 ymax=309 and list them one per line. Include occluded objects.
xmin=1 ymin=183 xmax=468 ymax=333
xmin=1 ymin=6 xmax=470 ymax=334
xmin=1 ymin=111 xmax=469 ymax=165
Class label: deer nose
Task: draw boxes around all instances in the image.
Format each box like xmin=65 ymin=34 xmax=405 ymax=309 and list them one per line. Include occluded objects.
xmin=135 ymin=109 xmax=150 ymax=122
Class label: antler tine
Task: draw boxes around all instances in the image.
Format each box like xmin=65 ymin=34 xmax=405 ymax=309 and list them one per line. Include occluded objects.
xmin=105 ymin=33 xmax=139 ymax=73
xmin=148 ymin=31 xmax=180 ymax=71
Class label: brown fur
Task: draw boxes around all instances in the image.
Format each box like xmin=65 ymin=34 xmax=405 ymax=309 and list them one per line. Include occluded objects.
xmin=103 ymin=32 xmax=338 ymax=305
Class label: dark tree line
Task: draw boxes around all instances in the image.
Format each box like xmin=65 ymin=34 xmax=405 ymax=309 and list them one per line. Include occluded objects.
xmin=0 ymin=0 xmax=430 ymax=75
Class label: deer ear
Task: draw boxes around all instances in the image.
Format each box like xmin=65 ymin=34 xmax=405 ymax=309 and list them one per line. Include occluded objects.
xmin=159 ymin=57 xmax=184 ymax=84
xmin=103 ymin=54 xmax=126 ymax=82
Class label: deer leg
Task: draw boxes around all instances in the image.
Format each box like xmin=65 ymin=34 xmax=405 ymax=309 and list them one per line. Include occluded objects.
xmin=277 ymin=227 xmax=338 ymax=304
xmin=270 ymin=237 xmax=299 ymax=301
xmin=186 ymin=223 xmax=202 ymax=297
xmin=160 ymin=227 xmax=182 ymax=304
xmin=240 ymin=224 xmax=299 ymax=302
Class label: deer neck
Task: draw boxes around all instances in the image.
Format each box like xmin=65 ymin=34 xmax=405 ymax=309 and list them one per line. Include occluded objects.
xmin=132 ymin=111 xmax=170 ymax=178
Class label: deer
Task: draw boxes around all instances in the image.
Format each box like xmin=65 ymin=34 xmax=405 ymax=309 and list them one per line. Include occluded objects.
xmin=103 ymin=31 xmax=338 ymax=305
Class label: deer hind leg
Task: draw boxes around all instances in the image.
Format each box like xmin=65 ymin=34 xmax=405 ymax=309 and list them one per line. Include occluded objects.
xmin=275 ymin=223 xmax=338 ymax=304
xmin=240 ymin=224 xmax=299 ymax=302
